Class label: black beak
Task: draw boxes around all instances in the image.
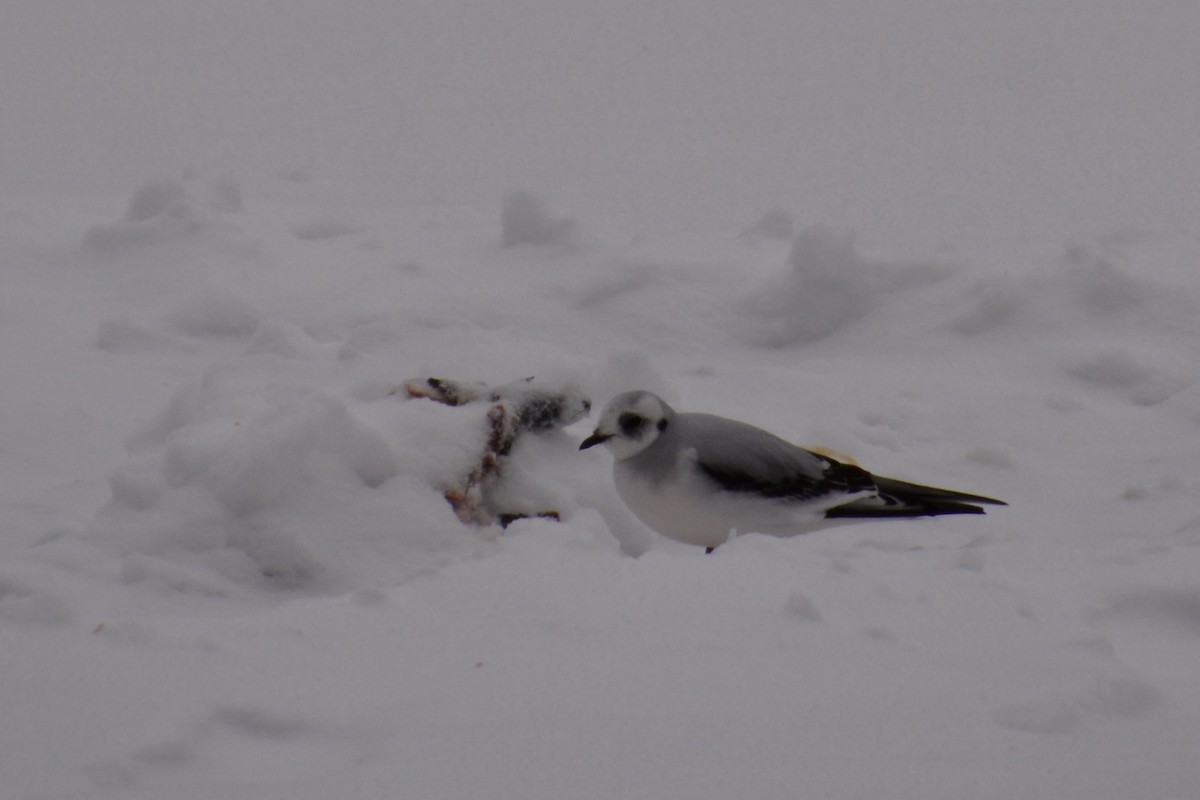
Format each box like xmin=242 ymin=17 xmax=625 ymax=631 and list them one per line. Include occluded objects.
xmin=579 ymin=432 xmax=612 ymax=450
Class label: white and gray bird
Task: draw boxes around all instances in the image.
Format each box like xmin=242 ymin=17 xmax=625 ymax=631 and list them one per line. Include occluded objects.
xmin=580 ymin=391 xmax=1006 ymax=551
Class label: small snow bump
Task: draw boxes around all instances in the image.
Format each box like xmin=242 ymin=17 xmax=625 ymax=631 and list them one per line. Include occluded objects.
xmin=1078 ymin=675 xmax=1158 ymax=718
xmin=97 ymin=318 xmax=195 ymax=355
xmin=1102 ymin=587 xmax=1200 ymax=637
xmin=0 ymin=575 xmax=28 ymax=600
xmin=132 ymin=739 xmax=195 ymax=767
xmin=1119 ymin=485 xmax=1149 ymax=501
xmin=351 ymin=588 xmax=390 ymax=607
xmin=741 ymin=224 xmax=958 ymax=347
xmin=1067 ymin=352 xmax=1153 ymax=390
xmin=783 ymin=590 xmax=822 ymax=622
xmin=81 ymin=176 xmax=249 ymax=250
xmin=861 ymin=624 xmax=896 ymax=642
xmin=574 ymin=264 xmax=657 ymax=309
xmin=212 ymin=706 xmax=310 ymax=739
xmin=118 ymin=554 xmax=232 ymax=598
xmin=244 ymin=320 xmax=321 ymax=359
xmin=963 ymin=447 xmax=1014 ymax=469
xmin=1062 ymin=244 xmax=1147 ymax=316
xmin=1174 ymin=516 xmax=1200 ymax=546
xmin=1064 ymin=351 xmax=1189 ymax=406
xmin=995 ymin=670 xmax=1159 ymax=735
xmin=209 ymin=176 xmax=244 ymax=214
xmin=954 ymin=548 xmax=986 ymax=573
xmin=991 ymin=698 xmax=1082 ymax=735
xmin=225 ymin=527 xmax=324 ymax=592
xmin=500 ymin=190 xmax=575 ymax=247
xmin=321 ymin=401 xmax=402 ymax=488
xmin=291 ymin=219 xmax=363 ymax=241
xmin=1044 ymin=394 xmax=1085 ymax=413
xmin=740 ymin=207 xmax=795 ymax=241
xmin=743 ymin=225 xmax=868 ymax=345
xmin=949 ymin=279 xmax=1026 ymax=335
xmin=123 ymin=178 xmax=192 ymax=223
xmin=1070 ymin=635 xmax=1118 ymax=659
xmin=109 ymin=466 xmax=165 ymax=510
xmin=0 ymin=579 xmax=73 ymax=626
xmin=168 ymin=293 xmax=263 ymax=338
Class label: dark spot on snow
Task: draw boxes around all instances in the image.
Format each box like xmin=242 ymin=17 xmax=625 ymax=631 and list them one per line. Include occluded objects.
xmin=213 ymin=706 xmax=309 ymax=740
xmin=1103 ymin=588 xmax=1200 ymax=637
xmin=291 ymin=219 xmax=363 ymax=241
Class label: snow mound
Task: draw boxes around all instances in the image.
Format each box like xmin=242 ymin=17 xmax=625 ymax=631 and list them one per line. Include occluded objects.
xmin=96 ymin=318 xmax=197 ymax=355
xmin=945 ymin=234 xmax=1200 ymax=407
xmin=952 ymin=236 xmax=1200 ymax=340
xmin=0 ymin=574 xmax=72 ymax=626
xmin=741 ymin=224 xmax=958 ymax=346
xmin=500 ymin=190 xmax=576 ymax=247
xmin=1064 ymin=349 xmax=1191 ymax=407
xmin=83 ymin=356 xmax=525 ymax=595
xmin=167 ymin=291 xmax=265 ymax=339
xmin=740 ymin=207 xmax=795 ymax=242
xmin=991 ymin=672 xmax=1159 ymax=735
xmin=79 ymin=326 xmax=600 ymax=597
xmin=83 ymin=177 xmax=245 ymax=250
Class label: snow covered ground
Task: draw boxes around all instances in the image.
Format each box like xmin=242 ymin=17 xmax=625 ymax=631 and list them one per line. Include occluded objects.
xmin=3 ymin=3 xmax=1200 ymax=798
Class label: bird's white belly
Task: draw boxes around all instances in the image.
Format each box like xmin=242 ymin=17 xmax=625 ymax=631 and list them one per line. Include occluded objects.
xmin=612 ymin=460 xmax=831 ymax=549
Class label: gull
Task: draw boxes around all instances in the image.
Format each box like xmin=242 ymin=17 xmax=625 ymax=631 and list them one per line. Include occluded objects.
xmin=580 ymin=391 xmax=1006 ymax=552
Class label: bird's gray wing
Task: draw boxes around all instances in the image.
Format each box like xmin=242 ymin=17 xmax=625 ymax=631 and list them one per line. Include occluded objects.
xmin=681 ymin=414 xmax=876 ymax=502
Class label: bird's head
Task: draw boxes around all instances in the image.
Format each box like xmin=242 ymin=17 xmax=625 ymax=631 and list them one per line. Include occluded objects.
xmin=579 ymin=390 xmax=674 ymax=460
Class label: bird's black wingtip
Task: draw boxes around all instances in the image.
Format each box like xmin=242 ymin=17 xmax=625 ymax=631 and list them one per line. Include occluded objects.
xmin=825 ymin=503 xmax=991 ymax=520
xmin=824 ymin=491 xmax=1008 ymax=520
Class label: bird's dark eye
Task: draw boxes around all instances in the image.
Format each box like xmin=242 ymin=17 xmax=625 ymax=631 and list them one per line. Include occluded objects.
xmin=618 ymin=412 xmax=644 ymax=435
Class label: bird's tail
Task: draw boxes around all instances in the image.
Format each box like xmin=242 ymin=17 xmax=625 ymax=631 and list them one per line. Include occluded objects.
xmin=825 ymin=476 xmax=1007 ymax=519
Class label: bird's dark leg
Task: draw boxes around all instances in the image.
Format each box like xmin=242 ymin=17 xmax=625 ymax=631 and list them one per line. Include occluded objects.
xmin=705 ymin=546 xmax=715 ymax=555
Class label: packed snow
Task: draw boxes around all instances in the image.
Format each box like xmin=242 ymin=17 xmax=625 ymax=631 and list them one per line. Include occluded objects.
xmin=3 ymin=3 xmax=1200 ymax=799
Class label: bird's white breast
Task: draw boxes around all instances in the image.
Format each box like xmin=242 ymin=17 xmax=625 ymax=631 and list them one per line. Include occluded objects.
xmin=612 ymin=448 xmax=835 ymax=548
